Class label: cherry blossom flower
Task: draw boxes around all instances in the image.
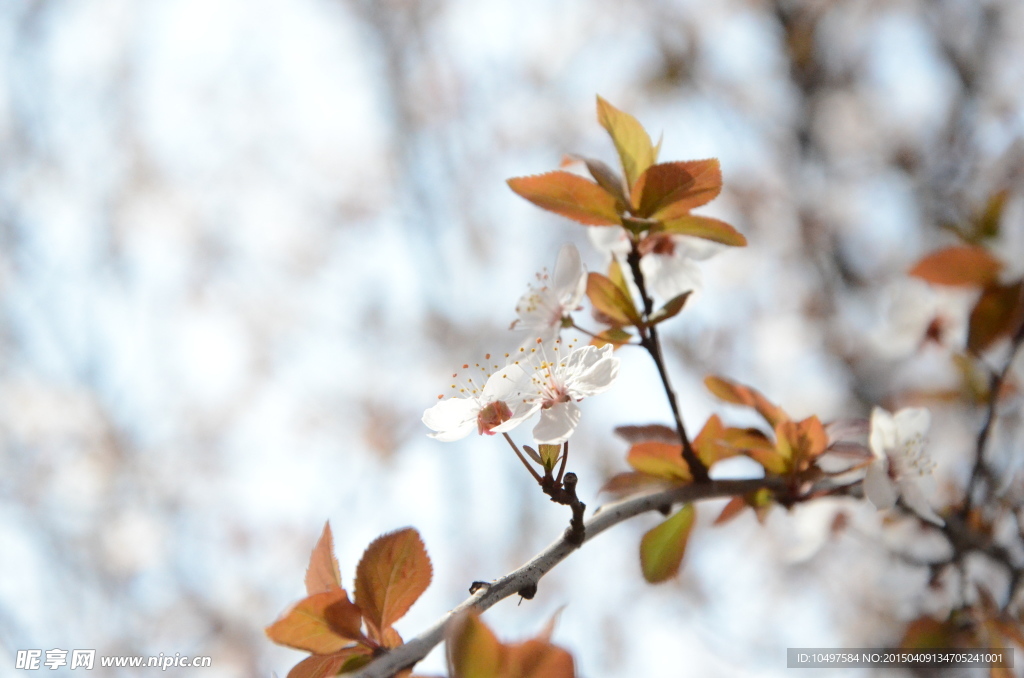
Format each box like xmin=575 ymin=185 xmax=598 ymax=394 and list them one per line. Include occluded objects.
xmin=587 ymin=226 xmax=722 ymax=301
xmin=521 ymin=343 xmax=620 ymax=444
xmin=422 ymin=359 xmax=538 ymax=442
xmin=863 ymin=406 xmax=944 ymax=525
xmin=512 ymin=244 xmax=587 ymax=344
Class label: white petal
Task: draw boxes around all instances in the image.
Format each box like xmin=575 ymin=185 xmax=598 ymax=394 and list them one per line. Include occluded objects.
xmin=533 ymin=402 xmax=582 ymax=444
xmin=863 ymin=461 xmax=898 ymax=510
xmin=588 ymin=225 xmax=631 ymax=259
xmin=899 ymin=478 xmax=945 ymax=525
xmin=869 ymin=407 xmax=897 ymax=460
xmin=671 ymin=235 xmax=724 ymax=262
xmin=641 ymin=252 xmax=702 ymax=301
xmin=482 ymin=363 xmax=529 ymax=401
xmin=569 ymin=353 xmax=620 ymax=398
xmin=553 ymin=244 xmax=585 ymax=304
xmin=492 ymin=400 xmax=541 ymax=433
xmin=422 ymin=398 xmax=480 ymax=442
xmin=893 ymin=407 xmax=931 ymax=441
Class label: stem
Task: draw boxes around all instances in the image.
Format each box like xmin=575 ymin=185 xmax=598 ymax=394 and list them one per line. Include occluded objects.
xmin=624 ymin=247 xmax=709 ymax=482
xmin=963 ymin=322 xmax=1024 ymax=515
xmin=503 ymin=432 xmax=542 ymax=484
xmin=349 ymin=477 xmax=778 ymax=678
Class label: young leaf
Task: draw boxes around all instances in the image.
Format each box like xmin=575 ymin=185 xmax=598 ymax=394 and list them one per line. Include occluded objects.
xmin=286 ymin=649 xmax=370 ymax=678
xmin=627 ymin=441 xmax=692 ymax=483
xmin=503 ymin=638 xmax=576 ymax=678
xmin=660 ymin=214 xmax=747 ymax=246
xmin=587 ymin=272 xmax=642 ymax=327
xmin=630 ymin=160 xmax=722 ymax=219
xmin=614 ymin=423 xmax=678 ymax=444
xmin=705 ymin=376 xmax=788 ymax=428
xmin=447 ymin=610 xmax=503 ymax=678
xmin=967 ymin=280 xmax=1024 ymax=353
xmin=582 ymin=157 xmax=630 ymax=207
xmin=589 ymin=327 xmax=633 ymax=349
xmin=692 ymin=415 xmax=738 ymax=468
xmin=640 ymin=504 xmax=696 ymax=583
xmin=647 ymin=291 xmax=692 ymax=326
xmin=355 ymin=528 xmax=433 ymax=638
xmin=596 ymin=95 xmax=656 ymax=190
xmin=908 ymin=246 xmax=1004 ymax=288
xmin=600 ymin=471 xmax=675 ymax=497
xmin=266 ymin=590 xmax=364 ymax=654
xmin=507 ymin=171 xmax=622 ymax=226
xmin=539 ymin=444 xmax=561 ymax=472
xmin=305 ymin=522 xmax=343 ymax=595
xmin=713 ymin=496 xmax=748 ymax=526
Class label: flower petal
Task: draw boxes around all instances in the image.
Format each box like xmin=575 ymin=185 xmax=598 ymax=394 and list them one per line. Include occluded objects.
xmin=553 ymin=244 xmax=585 ymax=305
xmin=868 ymin=407 xmax=897 ymax=460
xmin=423 ymin=398 xmax=480 ymax=442
xmin=863 ymin=460 xmax=898 ymax=511
xmin=533 ymin=402 xmax=582 ymax=444
xmin=893 ymin=407 xmax=931 ymax=441
xmin=899 ymin=478 xmax=945 ymax=526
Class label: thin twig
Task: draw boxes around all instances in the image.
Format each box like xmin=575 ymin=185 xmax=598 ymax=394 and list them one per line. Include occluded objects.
xmin=503 ymin=432 xmax=543 ymax=484
xmin=624 ymin=247 xmax=709 ymax=482
xmin=350 ymin=477 xmax=777 ymax=678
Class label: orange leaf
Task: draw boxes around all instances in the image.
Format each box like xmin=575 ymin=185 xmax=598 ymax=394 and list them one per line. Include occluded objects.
xmin=630 ymin=160 xmax=722 ymax=218
xmin=692 ymin=415 xmax=739 ymax=468
xmin=582 ymin=157 xmax=630 ymax=207
xmin=507 ymin=171 xmax=621 ymax=226
xmin=613 ymin=423 xmax=678 ymax=444
xmin=589 ymin=327 xmax=633 ymax=349
xmin=587 ymin=272 xmax=642 ymax=327
xmin=354 ymin=528 xmax=433 ymax=638
xmin=286 ymin=649 xmax=370 ymax=678
xmin=647 ymin=291 xmax=692 ymax=326
xmin=627 ymin=441 xmax=692 ymax=483
xmin=596 ymin=95 xmax=657 ymax=190
xmin=909 ymin=246 xmax=1004 ymax=288
xmin=266 ymin=590 xmax=364 ymax=654
xmin=640 ymin=504 xmax=696 ymax=583
xmin=660 ymin=214 xmax=747 ymax=246
xmin=713 ymin=496 xmax=747 ymax=526
xmin=968 ymin=280 xmax=1024 ymax=353
xmin=305 ymin=522 xmax=343 ymax=595
xmin=504 ymin=638 xmax=576 ymax=678
xmin=705 ymin=376 xmax=788 ymax=428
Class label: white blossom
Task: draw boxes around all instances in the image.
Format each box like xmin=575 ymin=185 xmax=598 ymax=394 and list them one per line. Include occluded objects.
xmin=422 ymin=361 xmax=538 ymax=442
xmin=864 ymin=407 xmax=944 ymax=525
xmin=521 ymin=343 xmax=620 ymax=444
xmin=512 ymin=244 xmax=587 ymax=344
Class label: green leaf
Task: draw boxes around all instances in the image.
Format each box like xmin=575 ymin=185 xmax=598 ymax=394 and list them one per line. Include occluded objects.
xmin=596 ymin=95 xmax=656 ymax=190
xmin=660 ymin=214 xmax=747 ymax=246
xmin=507 ymin=171 xmax=622 ymax=226
xmin=640 ymin=504 xmax=696 ymax=583
xmin=539 ymin=444 xmax=561 ymax=473
xmin=587 ymin=272 xmax=642 ymax=327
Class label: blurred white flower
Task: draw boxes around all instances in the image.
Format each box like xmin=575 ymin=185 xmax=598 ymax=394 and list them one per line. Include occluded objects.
xmin=512 ymin=243 xmax=587 ymax=344
xmin=523 ymin=343 xmax=620 ymax=444
xmin=423 ymin=362 xmax=538 ymax=442
xmin=864 ymin=406 xmax=944 ymax=525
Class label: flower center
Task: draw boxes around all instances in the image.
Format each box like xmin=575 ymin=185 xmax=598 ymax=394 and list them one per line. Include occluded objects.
xmin=889 ymin=432 xmax=935 ymax=480
xmin=477 ymin=400 xmax=513 ymax=435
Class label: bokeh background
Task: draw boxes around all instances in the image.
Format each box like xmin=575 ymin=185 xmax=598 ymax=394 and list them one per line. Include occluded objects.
xmin=1 ymin=0 xmax=1023 ymax=676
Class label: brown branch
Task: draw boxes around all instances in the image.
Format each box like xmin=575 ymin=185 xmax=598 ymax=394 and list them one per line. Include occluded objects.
xmin=349 ymin=477 xmax=778 ymax=678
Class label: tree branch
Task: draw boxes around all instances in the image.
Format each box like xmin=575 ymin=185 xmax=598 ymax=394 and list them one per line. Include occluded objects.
xmin=350 ymin=477 xmax=776 ymax=678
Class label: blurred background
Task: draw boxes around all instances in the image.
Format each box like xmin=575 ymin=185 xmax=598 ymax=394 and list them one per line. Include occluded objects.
xmin=1 ymin=0 xmax=1022 ymax=675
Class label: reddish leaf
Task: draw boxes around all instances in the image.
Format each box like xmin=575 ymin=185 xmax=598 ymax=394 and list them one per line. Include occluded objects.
xmin=596 ymin=95 xmax=656 ymax=189
xmin=627 ymin=441 xmax=692 ymax=483
xmin=286 ymin=649 xmax=369 ymax=678
xmin=713 ymin=496 xmax=747 ymax=526
xmin=599 ymin=471 xmax=675 ymax=497
xmin=504 ymin=638 xmax=576 ymax=678
xmin=968 ymin=280 xmax=1024 ymax=353
xmin=305 ymin=522 xmax=343 ymax=595
xmin=630 ymin=160 xmax=722 ymax=218
xmin=613 ymin=423 xmax=678 ymax=444
xmin=660 ymin=214 xmax=747 ymax=246
xmin=587 ymin=272 xmax=642 ymax=326
xmin=608 ymin=258 xmax=632 ymax=300
xmin=640 ymin=504 xmax=696 ymax=583
xmin=507 ymin=171 xmax=621 ymax=226
xmin=648 ymin=291 xmax=692 ymax=326
xmin=355 ymin=528 xmax=433 ymax=638
xmin=909 ymin=246 xmax=1004 ymax=288
xmin=266 ymin=590 xmax=364 ymax=654
xmin=705 ymin=376 xmax=788 ymax=428
xmin=721 ymin=427 xmax=786 ymax=474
